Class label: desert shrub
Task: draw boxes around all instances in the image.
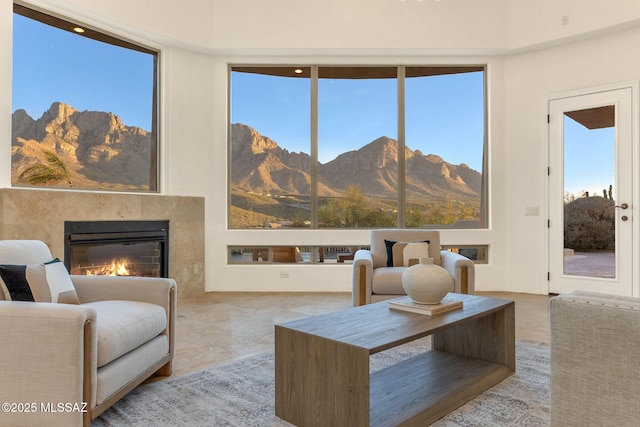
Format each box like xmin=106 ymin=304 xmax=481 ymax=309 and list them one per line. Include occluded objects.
xmin=564 ymin=196 xmax=615 ymax=251
xmin=318 ymin=185 xmax=396 ymax=227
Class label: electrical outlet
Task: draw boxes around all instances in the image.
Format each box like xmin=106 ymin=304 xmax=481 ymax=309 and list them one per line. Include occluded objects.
xmin=561 ymin=15 xmax=569 ymax=26
xmin=280 ymin=271 xmax=289 ymax=279
xmin=193 ymin=264 xmax=200 ymax=275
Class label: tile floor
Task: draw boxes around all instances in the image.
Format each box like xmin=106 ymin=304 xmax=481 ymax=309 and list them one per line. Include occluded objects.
xmin=172 ymin=291 xmax=551 ymax=376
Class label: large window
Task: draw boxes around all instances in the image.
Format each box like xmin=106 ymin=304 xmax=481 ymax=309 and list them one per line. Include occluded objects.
xmin=230 ymin=67 xmax=310 ymax=227
xmin=229 ymin=66 xmax=486 ymax=229
xmin=12 ymin=4 xmax=159 ymax=191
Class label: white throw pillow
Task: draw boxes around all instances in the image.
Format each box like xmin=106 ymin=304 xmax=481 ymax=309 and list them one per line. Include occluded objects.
xmin=0 ymin=258 xmax=79 ymax=304
xmin=402 ymin=242 xmax=430 ymax=266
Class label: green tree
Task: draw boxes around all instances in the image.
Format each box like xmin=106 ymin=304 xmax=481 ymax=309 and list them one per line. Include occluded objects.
xmin=18 ymin=150 xmax=72 ymax=186
xmin=405 ymin=206 xmax=427 ymax=228
xmin=319 ymin=185 xmax=395 ymax=227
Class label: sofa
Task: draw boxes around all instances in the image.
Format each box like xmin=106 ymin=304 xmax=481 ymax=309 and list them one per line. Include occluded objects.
xmin=0 ymin=240 xmax=176 ymax=427
xmin=550 ymin=290 xmax=640 ymax=426
xmin=352 ymin=229 xmax=475 ymax=306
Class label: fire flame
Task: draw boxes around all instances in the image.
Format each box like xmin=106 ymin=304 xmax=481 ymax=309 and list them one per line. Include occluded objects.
xmin=85 ymin=258 xmax=131 ymax=276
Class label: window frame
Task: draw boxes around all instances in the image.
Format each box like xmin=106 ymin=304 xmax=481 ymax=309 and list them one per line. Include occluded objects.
xmin=12 ymin=3 xmax=161 ymax=192
xmin=228 ymin=64 xmax=488 ymax=229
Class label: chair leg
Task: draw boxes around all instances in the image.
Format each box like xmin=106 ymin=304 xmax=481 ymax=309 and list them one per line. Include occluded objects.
xmin=461 ymin=266 xmax=469 ymax=294
xmin=359 ymin=265 xmax=366 ymax=305
xmin=83 ymin=320 xmax=92 ymax=427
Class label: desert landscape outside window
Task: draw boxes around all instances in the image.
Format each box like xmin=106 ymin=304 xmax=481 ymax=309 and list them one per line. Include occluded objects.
xmin=229 ymin=66 xmax=486 ymax=229
xmin=11 ymin=4 xmax=159 ymax=191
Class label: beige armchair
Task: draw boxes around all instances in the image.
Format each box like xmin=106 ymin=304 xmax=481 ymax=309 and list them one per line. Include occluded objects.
xmin=0 ymin=240 xmax=176 ymax=427
xmin=352 ymin=229 xmax=475 ymax=306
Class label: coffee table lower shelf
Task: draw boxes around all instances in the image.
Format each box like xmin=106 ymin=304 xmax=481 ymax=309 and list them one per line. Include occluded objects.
xmin=370 ymin=350 xmax=513 ymax=427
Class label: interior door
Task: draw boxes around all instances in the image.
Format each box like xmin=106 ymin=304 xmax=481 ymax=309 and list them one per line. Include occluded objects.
xmin=548 ymin=88 xmax=634 ymax=296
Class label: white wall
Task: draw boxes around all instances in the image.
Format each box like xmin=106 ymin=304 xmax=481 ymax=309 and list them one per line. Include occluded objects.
xmin=208 ymin=0 xmax=509 ymax=53
xmin=507 ymin=0 xmax=640 ymax=51
xmin=47 ymin=0 xmax=510 ymax=53
xmin=502 ymin=25 xmax=640 ymax=294
xmin=2 ymin=0 xmax=639 ymax=295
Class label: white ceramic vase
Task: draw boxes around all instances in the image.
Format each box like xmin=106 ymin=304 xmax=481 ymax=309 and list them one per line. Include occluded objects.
xmin=401 ymin=257 xmax=453 ymax=304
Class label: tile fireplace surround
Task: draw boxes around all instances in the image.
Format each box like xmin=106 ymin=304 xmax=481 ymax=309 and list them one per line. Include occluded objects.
xmin=0 ymin=188 xmax=204 ymax=298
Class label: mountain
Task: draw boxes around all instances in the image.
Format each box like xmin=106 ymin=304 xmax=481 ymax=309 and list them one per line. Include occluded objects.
xmin=231 ymin=123 xmax=340 ymax=197
xmin=11 ymin=102 xmax=153 ymax=189
xmin=11 ymin=104 xmax=481 ymax=200
xmin=231 ymin=123 xmax=481 ymax=201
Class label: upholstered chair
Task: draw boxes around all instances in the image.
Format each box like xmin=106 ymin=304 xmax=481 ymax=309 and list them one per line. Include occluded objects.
xmin=352 ymin=229 xmax=475 ymax=306
xmin=0 ymin=240 xmax=176 ymax=427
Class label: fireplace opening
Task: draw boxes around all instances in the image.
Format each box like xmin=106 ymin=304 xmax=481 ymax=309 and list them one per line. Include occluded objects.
xmin=64 ymin=220 xmax=169 ymax=278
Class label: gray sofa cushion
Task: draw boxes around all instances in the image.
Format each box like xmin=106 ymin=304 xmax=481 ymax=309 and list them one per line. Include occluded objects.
xmin=85 ymin=300 xmax=167 ymax=367
xmin=551 ymin=291 xmax=640 ymax=425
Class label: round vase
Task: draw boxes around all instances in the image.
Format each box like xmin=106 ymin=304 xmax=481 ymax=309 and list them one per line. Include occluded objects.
xmin=401 ymin=257 xmax=453 ymax=304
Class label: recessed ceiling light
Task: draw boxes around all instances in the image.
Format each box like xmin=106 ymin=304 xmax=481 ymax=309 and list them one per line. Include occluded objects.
xmin=294 ymin=69 xmax=303 ymax=74
xmin=73 ymin=27 xmax=85 ymax=33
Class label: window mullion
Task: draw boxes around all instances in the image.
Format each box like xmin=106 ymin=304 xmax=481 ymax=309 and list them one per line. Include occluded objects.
xmin=397 ymin=66 xmax=406 ymax=227
xmin=310 ymin=66 xmax=319 ymax=229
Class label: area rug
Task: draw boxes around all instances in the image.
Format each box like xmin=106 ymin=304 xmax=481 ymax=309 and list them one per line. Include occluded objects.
xmin=93 ymin=340 xmax=549 ymax=426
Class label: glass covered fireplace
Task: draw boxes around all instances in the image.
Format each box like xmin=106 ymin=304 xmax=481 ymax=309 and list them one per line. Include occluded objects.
xmin=64 ymin=220 xmax=169 ymax=277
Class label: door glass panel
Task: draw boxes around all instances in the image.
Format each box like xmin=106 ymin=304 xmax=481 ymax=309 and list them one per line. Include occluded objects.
xmin=563 ymin=106 xmax=616 ymax=278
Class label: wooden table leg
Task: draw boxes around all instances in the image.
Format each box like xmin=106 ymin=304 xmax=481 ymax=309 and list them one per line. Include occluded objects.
xmin=432 ymin=302 xmax=515 ymax=370
xmin=275 ymin=325 xmax=370 ymax=426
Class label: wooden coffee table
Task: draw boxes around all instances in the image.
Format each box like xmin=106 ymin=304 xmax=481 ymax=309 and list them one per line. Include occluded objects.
xmin=275 ymin=293 xmax=515 ymax=427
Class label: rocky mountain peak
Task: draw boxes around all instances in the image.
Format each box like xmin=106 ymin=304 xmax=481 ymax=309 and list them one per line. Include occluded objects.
xmin=324 ymin=135 xmax=412 ymax=174
xmin=12 ymin=108 xmax=31 ymax=123
xmin=11 ymin=102 xmax=152 ymax=190
xmin=42 ymin=102 xmax=78 ymax=123
xmin=11 ymin=108 xmax=36 ymax=140
xmin=230 ymin=123 xmax=482 ymax=201
xmin=232 ymin=123 xmax=280 ymax=156
xmin=74 ymin=110 xmax=125 ymax=136
xmin=425 ymin=154 xmax=444 ymax=163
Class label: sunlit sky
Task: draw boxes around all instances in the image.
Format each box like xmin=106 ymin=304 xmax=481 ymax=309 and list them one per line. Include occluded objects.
xmin=12 ymin=14 xmax=154 ymax=131
xmin=564 ymin=117 xmax=615 ymax=198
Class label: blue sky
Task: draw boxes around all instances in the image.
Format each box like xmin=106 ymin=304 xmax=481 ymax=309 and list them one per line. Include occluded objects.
xmin=12 ymin=14 xmax=154 ymax=131
xmin=564 ymin=116 xmax=615 ymax=198
xmin=231 ymin=70 xmax=485 ymax=169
